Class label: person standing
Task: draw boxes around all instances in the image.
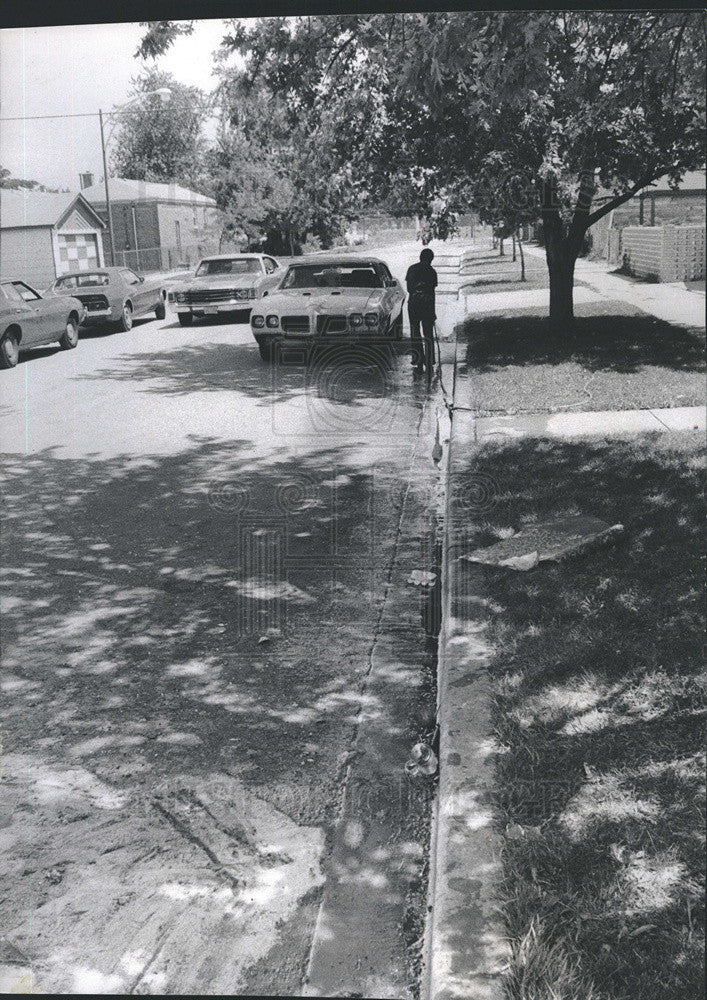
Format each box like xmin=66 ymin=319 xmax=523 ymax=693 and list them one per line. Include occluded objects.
xmin=406 ymin=248 xmax=437 ymax=378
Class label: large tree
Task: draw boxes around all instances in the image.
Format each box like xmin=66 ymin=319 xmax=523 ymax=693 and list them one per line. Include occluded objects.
xmin=139 ymin=12 xmax=705 ymax=323
xmin=109 ymin=68 xmax=208 ymax=191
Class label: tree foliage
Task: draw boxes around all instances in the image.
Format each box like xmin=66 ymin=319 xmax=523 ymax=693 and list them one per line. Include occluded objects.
xmin=139 ymin=12 xmax=705 ymax=318
xmin=109 ymin=69 xmax=208 ymax=191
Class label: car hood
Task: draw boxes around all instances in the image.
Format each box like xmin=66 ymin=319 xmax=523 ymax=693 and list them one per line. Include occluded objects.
xmin=173 ymin=274 xmax=263 ymax=292
xmin=257 ymin=288 xmax=388 ymax=313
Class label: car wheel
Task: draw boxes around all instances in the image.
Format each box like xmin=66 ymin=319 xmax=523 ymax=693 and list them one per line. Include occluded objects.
xmin=178 ymin=313 xmax=193 ymax=327
xmin=256 ymin=337 xmax=273 ymax=363
xmin=59 ymin=316 xmax=79 ymax=350
xmin=0 ymin=328 xmax=20 ymax=369
xmin=155 ymin=299 xmax=166 ymax=320
xmin=117 ymin=301 xmax=133 ymax=332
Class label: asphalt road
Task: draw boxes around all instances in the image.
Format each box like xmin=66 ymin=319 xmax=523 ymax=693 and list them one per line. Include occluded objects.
xmin=0 ymin=247 xmax=447 ymax=996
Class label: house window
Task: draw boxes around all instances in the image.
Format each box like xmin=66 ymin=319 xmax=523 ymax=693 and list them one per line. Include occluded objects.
xmin=175 ymin=220 xmax=182 ymax=250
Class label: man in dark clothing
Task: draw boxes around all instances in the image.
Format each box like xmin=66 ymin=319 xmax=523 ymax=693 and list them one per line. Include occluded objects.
xmin=406 ymin=248 xmax=437 ymax=377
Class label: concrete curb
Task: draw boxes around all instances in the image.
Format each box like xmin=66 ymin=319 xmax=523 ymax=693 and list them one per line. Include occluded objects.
xmin=301 ymin=390 xmax=450 ymax=999
xmin=423 ymin=345 xmax=510 ymax=1000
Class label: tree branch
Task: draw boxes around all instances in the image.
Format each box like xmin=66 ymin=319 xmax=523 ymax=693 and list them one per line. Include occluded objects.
xmin=585 ymin=173 xmax=665 ymax=227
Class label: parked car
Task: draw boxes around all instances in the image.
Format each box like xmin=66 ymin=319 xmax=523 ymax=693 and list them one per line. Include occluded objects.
xmin=0 ymin=279 xmax=84 ymax=369
xmin=48 ymin=267 xmax=166 ymax=331
xmin=249 ymin=257 xmax=406 ymax=362
xmin=167 ymin=253 xmax=282 ymax=326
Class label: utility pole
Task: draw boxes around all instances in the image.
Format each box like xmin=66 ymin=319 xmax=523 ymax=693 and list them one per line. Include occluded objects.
xmin=99 ymin=109 xmax=116 ymax=266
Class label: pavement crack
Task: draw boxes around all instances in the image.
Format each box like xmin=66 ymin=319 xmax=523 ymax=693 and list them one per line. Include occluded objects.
xmin=153 ymin=800 xmax=242 ymax=893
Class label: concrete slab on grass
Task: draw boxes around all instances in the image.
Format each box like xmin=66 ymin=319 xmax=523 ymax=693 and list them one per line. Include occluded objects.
xmin=461 ymin=515 xmax=624 ymax=570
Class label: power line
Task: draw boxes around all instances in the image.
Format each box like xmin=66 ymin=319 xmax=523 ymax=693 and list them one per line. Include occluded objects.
xmin=0 ymin=104 xmax=215 ymax=123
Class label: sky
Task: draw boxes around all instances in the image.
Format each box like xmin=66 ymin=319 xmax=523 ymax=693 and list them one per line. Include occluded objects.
xmin=0 ymin=20 xmax=238 ymax=190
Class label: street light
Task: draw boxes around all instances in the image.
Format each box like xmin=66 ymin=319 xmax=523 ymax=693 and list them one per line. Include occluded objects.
xmin=99 ymin=88 xmax=172 ymax=266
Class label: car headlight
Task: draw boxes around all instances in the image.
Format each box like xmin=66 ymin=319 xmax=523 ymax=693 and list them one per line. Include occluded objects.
xmin=252 ymin=315 xmax=265 ymax=328
xmin=349 ymin=313 xmax=363 ymax=328
xmin=175 ymin=292 xmax=186 ymax=303
xmin=364 ymin=313 xmax=379 ymax=327
xmin=266 ymin=315 xmax=279 ymax=329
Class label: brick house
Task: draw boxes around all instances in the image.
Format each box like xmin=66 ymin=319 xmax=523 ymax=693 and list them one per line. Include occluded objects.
xmin=78 ymin=177 xmax=222 ymax=272
xmin=0 ymin=189 xmax=106 ymax=290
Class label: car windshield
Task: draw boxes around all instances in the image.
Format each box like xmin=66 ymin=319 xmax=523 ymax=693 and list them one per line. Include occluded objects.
xmin=282 ymin=265 xmax=383 ymax=289
xmin=195 ymin=258 xmax=261 ymax=276
xmin=1 ymin=283 xmax=23 ymax=302
xmin=56 ymin=273 xmax=110 ymax=289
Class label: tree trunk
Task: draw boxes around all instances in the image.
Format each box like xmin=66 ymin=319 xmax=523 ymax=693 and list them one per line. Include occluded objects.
xmin=499 ymin=238 xmax=505 ymax=256
xmin=517 ymin=230 xmax=526 ymax=282
xmin=546 ymin=238 xmax=576 ymax=328
xmin=512 ymin=232 xmax=517 ymax=262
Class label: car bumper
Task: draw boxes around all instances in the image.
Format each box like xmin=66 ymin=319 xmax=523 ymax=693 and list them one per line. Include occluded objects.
xmin=80 ymin=308 xmax=117 ymax=326
xmin=176 ymin=302 xmax=253 ymax=315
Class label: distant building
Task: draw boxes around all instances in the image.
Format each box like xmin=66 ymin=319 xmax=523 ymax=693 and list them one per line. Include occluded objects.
xmin=78 ymin=177 xmax=222 ymax=271
xmin=0 ymin=189 xmax=106 ymax=289
xmin=590 ymin=170 xmax=706 ymax=259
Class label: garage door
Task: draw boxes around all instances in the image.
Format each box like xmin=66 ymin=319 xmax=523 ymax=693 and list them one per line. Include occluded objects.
xmin=57 ymin=233 xmax=99 ymax=275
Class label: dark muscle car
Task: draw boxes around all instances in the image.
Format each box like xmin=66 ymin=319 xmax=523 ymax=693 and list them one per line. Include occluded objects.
xmin=48 ymin=267 xmax=166 ymax=331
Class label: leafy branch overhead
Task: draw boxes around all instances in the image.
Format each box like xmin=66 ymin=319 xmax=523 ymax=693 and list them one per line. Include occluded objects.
xmin=136 ymin=11 xmax=705 ymax=320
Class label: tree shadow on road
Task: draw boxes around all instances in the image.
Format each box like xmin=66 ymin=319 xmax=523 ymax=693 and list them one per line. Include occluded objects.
xmin=1 ymin=435 xmax=431 ymax=825
xmin=72 ymin=339 xmax=422 ymax=415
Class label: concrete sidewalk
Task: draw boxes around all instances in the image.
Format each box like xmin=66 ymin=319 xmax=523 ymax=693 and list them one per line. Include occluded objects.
xmin=521 ymin=243 xmax=706 ymax=329
xmin=469 ymin=404 xmax=706 ymax=441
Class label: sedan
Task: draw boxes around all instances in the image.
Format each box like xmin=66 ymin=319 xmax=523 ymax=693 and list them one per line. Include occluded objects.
xmin=48 ymin=267 xmax=166 ymax=332
xmin=249 ymin=257 xmax=406 ymax=362
xmin=168 ymin=253 xmax=282 ymax=326
xmin=0 ymin=279 xmax=84 ymax=369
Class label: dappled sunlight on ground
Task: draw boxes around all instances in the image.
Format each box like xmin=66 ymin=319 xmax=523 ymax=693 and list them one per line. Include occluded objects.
xmin=459 ymin=432 xmax=705 ymax=999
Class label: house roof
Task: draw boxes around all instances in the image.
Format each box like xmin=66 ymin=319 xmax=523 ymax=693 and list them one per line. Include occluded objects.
xmin=79 ymin=177 xmax=217 ymax=207
xmin=595 ymin=169 xmax=706 ymax=204
xmin=647 ymin=170 xmax=705 ymax=193
xmin=0 ymin=189 xmax=105 ymax=229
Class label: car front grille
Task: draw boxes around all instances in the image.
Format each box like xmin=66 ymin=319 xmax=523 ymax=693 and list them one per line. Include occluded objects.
xmin=282 ymin=315 xmax=311 ymax=334
xmin=316 ymin=315 xmax=347 ymax=335
xmin=77 ymin=294 xmax=110 ymax=311
xmin=185 ymin=288 xmax=253 ymax=304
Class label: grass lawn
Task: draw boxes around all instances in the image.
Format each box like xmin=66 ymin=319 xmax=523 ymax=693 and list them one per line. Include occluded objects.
xmin=458 ymin=300 xmax=706 ymax=414
xmin=459 ymin=248 xmax=550 ymax=296
xmin=458 ymin=432 xmax=705 ymax=1000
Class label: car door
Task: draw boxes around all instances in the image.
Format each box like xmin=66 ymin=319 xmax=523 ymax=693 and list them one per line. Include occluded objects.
xmin=10 ymin=281 xmax=65 ymax=346
xmin=0 ymin=282 xmax=40 ymax=346
xmin=119 ymin=267 xmax=151 ymax=315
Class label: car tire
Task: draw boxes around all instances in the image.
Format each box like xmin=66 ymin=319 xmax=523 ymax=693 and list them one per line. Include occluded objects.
xmin=178 ymin=313 xmax=193 ymax=327
xmin=256 ymin=337 xmax=273 ymax=363
xmin=59 ymin=316 xmax=79 ymax=350
xmin=155 ymin=299 xmax=166 ymax=320
xmin=117 ymin=301 xmax=133 ymax=332
xmin=0 ymin=328 xmax=20 ymax=369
